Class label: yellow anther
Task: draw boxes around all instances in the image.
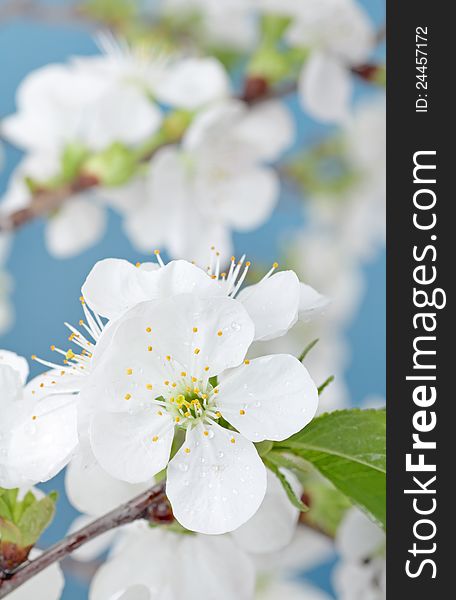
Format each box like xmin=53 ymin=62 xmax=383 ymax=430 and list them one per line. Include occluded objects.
xmin=32 ymin=415 xmax=37 ymax=421
xmin=244 ymin=359 xmax=250 ymax=365
xmin=191 ymin=376 xmax=197 ymax=382
xmin=181 ymin=371 xmax=187 ymax=377
xmin=239 ymin=409 xmax=245 ymax=415
xmin=214 ymin=389 xmax=219 ymax=394
xmin=154 ymin=249 xmax=160 ymax=255
xmin=184 ymin=447 xmax=191 ymax=454
xmin=60 ymin=371 xmax=65 ymax=376
xmin=152 ymin=436 xmax=159 ymax=442
xmin=204 ymin=366 xmax=209 ymax=372
xmin=166 ymin=355 xmax=171 ymax=361
xmin=164 ymin=380 xmax=170 ymax=385
xmin=193 ymin=327 xmax=198 ymax=333
xmin=216 ymin=411 xmax=221 ymax=418
xmin=193 ymin=388 xmax=200 ymax=394
xmin=50 ymin=345 xmax=56 ymax=351
xmin=172 ymin=382 xmax=177 ymax=388
xmin=273 ymin=262 xmax=279 ymax=269
xmin=79 ymin=319 xmax=84 ymax=326
xmin=146 ymin=327 xmax=152 ymax=333
xmin=217 ymin=330 xmax=223 ymax=337
xmin=39 ymin=383 xmax=44 ymax=388
xmin=79 ymin=296 xmax=85 ymax=304
xmin=203 ymin=431 xmax=209 ymax=437
xmin=126 ymin=368 xmax=133 ymax=375
xmin=194 ymin=348 xmax=201 ymax=355
xmin=136 ymin=262 xmax=141 ymax=267
xmin=31 ymin=355 xmax=37 ymax=360
xmin=66 ymin=349 xmax=76 ymax=360
xmin=124 ymin=393 xmax=132 ymax=400
xmin=148 ymin=346 xmax=153 ymax=352
xmin=230 ymin=437 xmax=236 ymax=444
xmin=146 ymin=384 xmax=153 ymax=390
xmin=157 ymin=411 xmax=163 ymax=416
xmin=184 ymin=411 xmax=191 ymax=418
xmin=246 ymin=261 xmax=251 ymax=267
xmin=201 ymin=394 xmax=207 ymax=400
xmin=175 ymin=417 xmax=180 ymax=423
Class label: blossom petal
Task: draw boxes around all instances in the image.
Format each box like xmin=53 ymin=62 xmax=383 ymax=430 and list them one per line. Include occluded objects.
xmin=299 ymin=282 xmax=330 ymax=320
xmin=231 ymin=469 xmax=300 ymax=553
xmin=45 ymin=197 xmax=106 ymax=258
xmin=0 ymin=350 xmax=29 ymax=384
xmin=0 ymin=364 xmax=23 ymax=404
xmin=170 ymin=533 xmax=255 ymax=600
xmin=235 ymin=100 xmax=295 ymax=162
xmin=9 ymin=550 xmax=64 ymax=600
xmin=167 ymin=422 xmax=266 ymax=534
xmin=218 ymin=354 xmax=318 ymax=442
xmin=213 ymin=167 xmax=279 ymax=232
xmin=90 ymin=409 xmax=174 ymax=483
xmin=82 ymin=258 xmax=159 ymax=320
xmin=7 ymin=395 xmax=78 ymax=484
xmin=299 ymin=52 xmax=352 ymax=124
xmin=65 ymin=443 xmax=151 ymax=516
xmin=236 ymin=271 xmax=300 ymax=341
xmin=83 ymin=295 xmax=254 ymax=413
xmin=83 ymin=84 xmax=162 ymax=150
xmin=152 ymin=260 xmax=219 ymax=298
xmin=157 ymin=57 xmax=230 ymax=110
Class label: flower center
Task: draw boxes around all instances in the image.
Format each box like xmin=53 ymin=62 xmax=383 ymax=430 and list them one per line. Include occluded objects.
xmin=156 ymin=374 xmax=220 ymax=428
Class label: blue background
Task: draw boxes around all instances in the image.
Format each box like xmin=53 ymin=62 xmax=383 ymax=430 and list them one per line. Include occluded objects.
xmin=0 ymin=1 xmax=385 ymax=597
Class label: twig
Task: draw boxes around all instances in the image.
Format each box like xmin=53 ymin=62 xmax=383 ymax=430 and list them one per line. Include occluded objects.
xmin=0 ymin=481 xmax=168 ymax=598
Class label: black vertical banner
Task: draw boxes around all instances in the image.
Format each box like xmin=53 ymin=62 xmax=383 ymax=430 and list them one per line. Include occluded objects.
xmin=388 ymin=1 xmax=452 ymax=597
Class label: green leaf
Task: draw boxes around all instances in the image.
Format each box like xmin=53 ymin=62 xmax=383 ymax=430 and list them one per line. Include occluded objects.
xmin=275 ymin=409 xmax=386 ymax=529
xmin=264 ymin=460 xmax=309 ymax=512
xmin=18 ymin=496 xmax=57 ymax=547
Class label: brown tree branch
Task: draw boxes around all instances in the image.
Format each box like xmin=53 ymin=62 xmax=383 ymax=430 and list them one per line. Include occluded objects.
xmin=0 ymin=481 xmax=169 ymax=598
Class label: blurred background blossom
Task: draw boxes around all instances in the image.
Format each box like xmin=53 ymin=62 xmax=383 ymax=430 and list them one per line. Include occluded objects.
xmin=0 ymin=0 xmax=385 ymax=598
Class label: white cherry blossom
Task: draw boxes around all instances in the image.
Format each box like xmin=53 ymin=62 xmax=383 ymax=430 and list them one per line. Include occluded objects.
xmin=259 ymin=0 xmax=374 ymax=123
xmin=0 ymin=42 xmax=230 ymax=258
xmin=121 ymin=100 xmax=294 ymax=262
xmin=0 ymin=350 xmax=78 ymax=488
xmin=90 ymin=522 xmax=255 ymax=600
xmin=82 ymin=293 xmax=317 ymax=534
xmin=333 ymin=508 xmax=386 ymax=600
xmin=81 ymin=254 xmax=327 ymax=340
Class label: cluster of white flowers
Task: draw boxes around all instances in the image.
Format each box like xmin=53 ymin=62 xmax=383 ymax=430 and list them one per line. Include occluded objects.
xmin=1 ymin=253 xmax=326 ymax=537
xmin=0 ymin=37 xmax=294 ymax=262
xmin=163 ymin=0 xmax=375 ymax=123
xmin=0 ymin=1 xmax=385 ymax=597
